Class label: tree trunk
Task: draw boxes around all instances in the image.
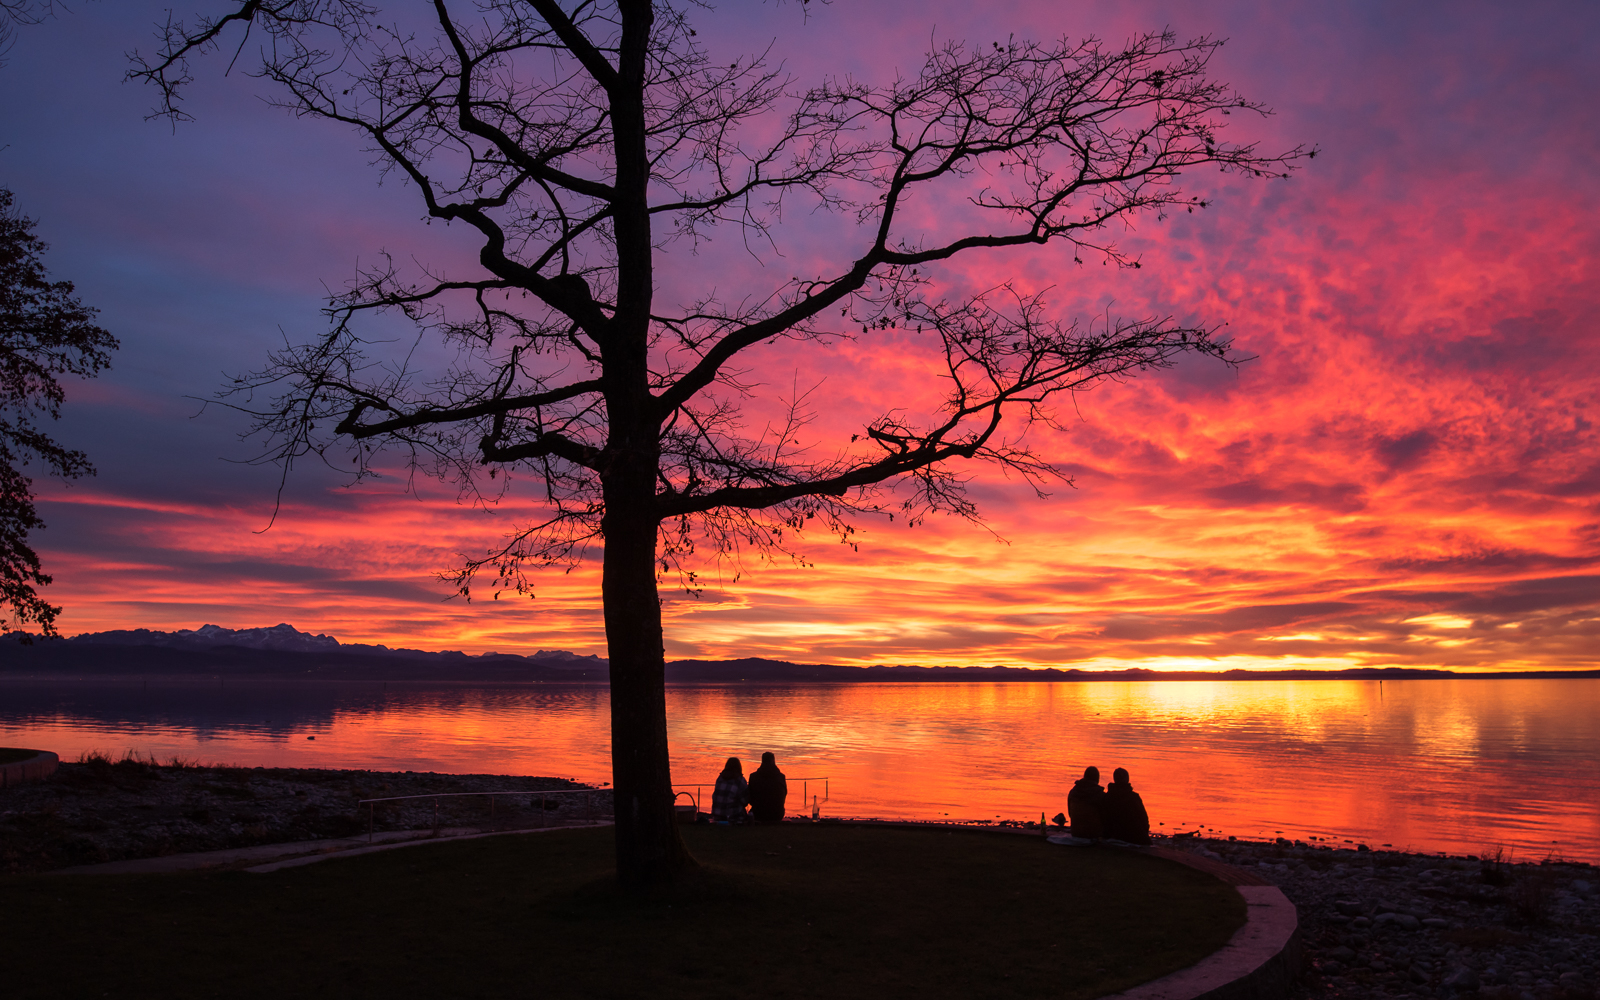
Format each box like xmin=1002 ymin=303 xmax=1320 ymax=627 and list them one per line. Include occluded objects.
xmin=600 ymin=0 xmax=692 ymax=888
xmin=602 ymin=472 xmax=695 ymax=886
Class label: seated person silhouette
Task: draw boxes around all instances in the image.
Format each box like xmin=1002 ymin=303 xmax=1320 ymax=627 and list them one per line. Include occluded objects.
xmin=1103 ymin=767 xmax=1152 ymax=845
xmin=747 ymin=751 xmax=788 ymax=822
xmin=711 ymin=756 xmax=749 ymax=823
xmin=1066 ymin=765 xmax=1106 ymax=840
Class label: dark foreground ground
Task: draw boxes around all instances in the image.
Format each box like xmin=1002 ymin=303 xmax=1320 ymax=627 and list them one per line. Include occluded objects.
xmin=3 ymin=823 xmax=1240 ymax=1000
xmin=3 ymin=761 xmax=1595 ymax=1000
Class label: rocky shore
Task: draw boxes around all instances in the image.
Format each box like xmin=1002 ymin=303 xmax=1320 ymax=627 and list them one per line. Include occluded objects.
xmin=0 ymin=754 xmax=604 ymax=874
xmin=1179 ymin=836 xmax=1598 ymax=1000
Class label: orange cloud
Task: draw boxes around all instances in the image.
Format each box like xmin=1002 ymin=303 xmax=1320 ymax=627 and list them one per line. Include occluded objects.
xmin=14 ymin=1 xmax=1600 ymax=671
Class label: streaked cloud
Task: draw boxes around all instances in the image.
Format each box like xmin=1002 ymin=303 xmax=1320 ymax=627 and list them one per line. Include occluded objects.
xmin=3 ymin=1 xmax=1597 ymax=670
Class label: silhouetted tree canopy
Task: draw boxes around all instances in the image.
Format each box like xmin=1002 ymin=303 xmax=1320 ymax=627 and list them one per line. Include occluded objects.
xmin=0 ymin=189 xmax=119 ymax=637
xmin=133 ymin=0 xmax=1308 ymax=885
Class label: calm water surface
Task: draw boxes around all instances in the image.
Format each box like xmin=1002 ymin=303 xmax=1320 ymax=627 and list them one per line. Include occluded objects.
xmin=2 ymin=678 xmax=1596 ymax=861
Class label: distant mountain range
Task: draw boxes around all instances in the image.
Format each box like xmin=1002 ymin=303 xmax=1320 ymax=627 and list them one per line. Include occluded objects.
xmin=67 ymin=622 xmax=602 ymax=667
xmin=0 ymin=623 xmax=609 ymax=680
xmin=0 ymin=623 xmax=1593 ymax=682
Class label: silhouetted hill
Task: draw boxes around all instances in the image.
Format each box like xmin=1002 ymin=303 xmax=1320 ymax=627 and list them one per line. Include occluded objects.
xmin=1 ymin=625 xmax=1593 ymax=681
xmin=0 ymin=623 xmax=607 ymax=680
xmin=661 ymin=658 xmax=1599 ymax=682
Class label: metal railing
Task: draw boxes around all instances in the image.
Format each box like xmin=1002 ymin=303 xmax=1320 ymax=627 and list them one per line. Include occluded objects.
xmin=356 ymin=775 xmax=832 ymax=843
xmin=674 ymin=775 xmax=829 ymax=819
xmin=356 ymin=788 xmax=610 ymax=843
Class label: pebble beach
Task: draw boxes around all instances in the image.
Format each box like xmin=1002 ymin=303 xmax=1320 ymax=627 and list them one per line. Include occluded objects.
xmin=0 ymin=756 xmax=601 ymax=873
xmin=1186 ymin=836 xmax=1598 ymax=1000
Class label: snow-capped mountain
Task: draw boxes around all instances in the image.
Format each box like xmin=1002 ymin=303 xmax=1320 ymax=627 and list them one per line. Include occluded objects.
xmin=65 ymin=623 xmax=606 ymax=666
xmin=71 ymin=622 xmax=341 ymax=653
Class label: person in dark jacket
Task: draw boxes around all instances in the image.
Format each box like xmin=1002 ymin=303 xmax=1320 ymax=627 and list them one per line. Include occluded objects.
xmin=711 ymin=756 xmax=749 ymax=823
xmin=1102 ymin=767 xmax=1152 ymax=845
xmin=747 ymin=751 xmax=788 ymax=822
xmin=1066 ymin=765 xmax=1105 ymax=840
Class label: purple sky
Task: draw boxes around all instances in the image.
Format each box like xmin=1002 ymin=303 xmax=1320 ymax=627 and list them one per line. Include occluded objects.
xmin=3 ymin=2 xmax=1598 ymax=669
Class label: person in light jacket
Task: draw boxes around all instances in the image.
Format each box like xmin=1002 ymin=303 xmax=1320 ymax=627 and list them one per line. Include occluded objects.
xmin=711 ymin=756 xmax=749 ymax=823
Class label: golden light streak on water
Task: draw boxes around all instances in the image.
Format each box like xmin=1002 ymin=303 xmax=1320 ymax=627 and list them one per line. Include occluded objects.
xmin=3 ymin=678 xmax=1595 ymax=861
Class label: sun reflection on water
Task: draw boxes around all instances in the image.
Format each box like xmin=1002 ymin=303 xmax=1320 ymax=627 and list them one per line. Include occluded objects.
xmin=2 ymin=678 xmax=1595 ymax=860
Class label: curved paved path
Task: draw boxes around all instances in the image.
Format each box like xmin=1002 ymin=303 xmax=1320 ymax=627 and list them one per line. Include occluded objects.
xmin=1103 ymin=846 xmax=1302 ymax=1000
xmin=49 ymin=823 xmax=610 ymax=875
xmin=0 ymin=749 xmax=57 ymax=788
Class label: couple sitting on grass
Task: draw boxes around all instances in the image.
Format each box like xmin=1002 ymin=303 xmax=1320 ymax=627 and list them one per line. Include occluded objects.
xmin=1063 ymin=766 xmax=1151 ymax=845
xmin=711 ymin=752 xmax=787 ymax=823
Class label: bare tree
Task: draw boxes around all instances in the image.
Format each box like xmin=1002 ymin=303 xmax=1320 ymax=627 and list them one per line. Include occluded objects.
xmin=0 ymin=1 xmax=75 ymax=68
xmin=132 ymin=1 xmax=1308 ymax=885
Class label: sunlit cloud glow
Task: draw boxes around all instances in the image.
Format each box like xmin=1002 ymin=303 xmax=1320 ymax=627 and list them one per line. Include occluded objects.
xmin=4 ymin=2 xmax=1598 ymax=671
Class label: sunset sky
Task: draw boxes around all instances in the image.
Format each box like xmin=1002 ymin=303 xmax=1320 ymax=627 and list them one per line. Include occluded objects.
xmin=2 ymin=1 xmax=1597 ymax=671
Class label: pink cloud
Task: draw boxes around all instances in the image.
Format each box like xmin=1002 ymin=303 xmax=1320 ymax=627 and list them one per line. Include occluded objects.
xmin=6 ymin=1 xmax=1599 ymax=670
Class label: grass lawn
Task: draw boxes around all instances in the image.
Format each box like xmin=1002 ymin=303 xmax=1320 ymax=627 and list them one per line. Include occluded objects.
xmin=5 ymin=824 xmax=1244 ymax=999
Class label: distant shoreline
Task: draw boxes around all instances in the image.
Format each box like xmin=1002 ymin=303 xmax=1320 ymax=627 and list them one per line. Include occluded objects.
xmin=5 ymin=624 xmax=1593 ymax=683
xmin=1 ymin=659 xmax=1596 ymax=685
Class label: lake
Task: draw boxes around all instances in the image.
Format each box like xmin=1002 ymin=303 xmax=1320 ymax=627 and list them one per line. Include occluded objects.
xmin=2 ymin=677 xmax=1595 ymax=861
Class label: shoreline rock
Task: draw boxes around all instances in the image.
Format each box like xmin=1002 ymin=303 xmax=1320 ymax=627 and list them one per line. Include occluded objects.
xmin=1171 ymin=836 xmax=1598 ymax=1000
xmin=0 ymin=756 xmax=603 ymax=874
